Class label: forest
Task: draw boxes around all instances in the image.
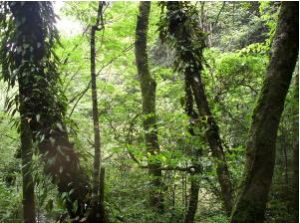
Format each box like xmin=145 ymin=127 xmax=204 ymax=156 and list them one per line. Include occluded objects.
xmin=0 ymin=1 xmax=298 ymax=223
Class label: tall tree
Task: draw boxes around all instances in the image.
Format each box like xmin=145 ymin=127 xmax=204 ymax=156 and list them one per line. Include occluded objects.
xmin=230 ymin=2 xmax=299 ymax=222
xmin=0 ymin=2 xmax=90 ymax=221
xmin=89 ymin=2 xmax=107 ymax=222
xmin=135 ymin=1 xmax=164 ymax=213
xmin=160 ymin=1 xmax=233 ymax=215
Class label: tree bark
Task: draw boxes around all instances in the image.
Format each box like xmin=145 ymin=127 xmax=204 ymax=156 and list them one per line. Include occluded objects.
xmin=4 ymin=2 xmax=91 ymax=221
xmin=230 ymin=2 xmax=299 ymax=223
xmin=164 ymin=2 xmax=233 ymax=215
xmin=20 ymin=102 xmax=36 ymax=223
xmin=135 ymin=1 xmax=164 ymax=213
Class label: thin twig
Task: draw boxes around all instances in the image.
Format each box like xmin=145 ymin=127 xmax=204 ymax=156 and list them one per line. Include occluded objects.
xmin=67 ymin=44 xmax=134 ymax=118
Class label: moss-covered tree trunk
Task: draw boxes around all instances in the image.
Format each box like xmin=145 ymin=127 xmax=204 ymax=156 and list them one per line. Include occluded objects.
xmin=135 ymin=1 xmax=164 ymax=213
xmin=3 ymin=2 xmax=91 ymax=221
xmin=292 ymin=72 xmax=299 ymax=222
xmin=230 ymin=2 xmax=299 ymax=223
xmin=20 ymin=100 xmax=36 ymax=223
xmin=164 ymin=2 xmax=233 ymax=215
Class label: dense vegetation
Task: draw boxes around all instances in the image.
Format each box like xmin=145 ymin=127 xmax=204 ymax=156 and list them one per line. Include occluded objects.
xmin=0 ymin=1 xmax=298 ymax=223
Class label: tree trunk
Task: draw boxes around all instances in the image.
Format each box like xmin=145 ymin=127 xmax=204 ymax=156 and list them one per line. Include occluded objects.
xmin=230 ymin=2 xmax=299 ymax=223
xmin=183 ymin=78 xmax=201 ymax=223
xmin=293 ymin=141 xmax=299 ymax=221
xmin=185 ymin=33 xmax=233 ymax=218
xmin=183 ymin=173 xmax=187 ymax=210
xmin=91 ymin=19 xmax=101 ymax=205
xmin=99 ymin=167 xmax=107 ymax=221
xmin=283 ymin=140 xmax=289 ymax=184
xmin=184 ymin=175 xmax=200 ymax=223
xmin=292 ymin=73 xmax=299 ymax=222
xmin=135 ymin=1 xmax=164 ymax=213
xmin=4 ymin=2 xmax=91 ymax=221
xmin=88 ymin=2 xmax=106 ymax=222
xmin=20 ymin=101 xmax=36 ymax=223
xmin=164 ymin=2 xmax=233 ymax=215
